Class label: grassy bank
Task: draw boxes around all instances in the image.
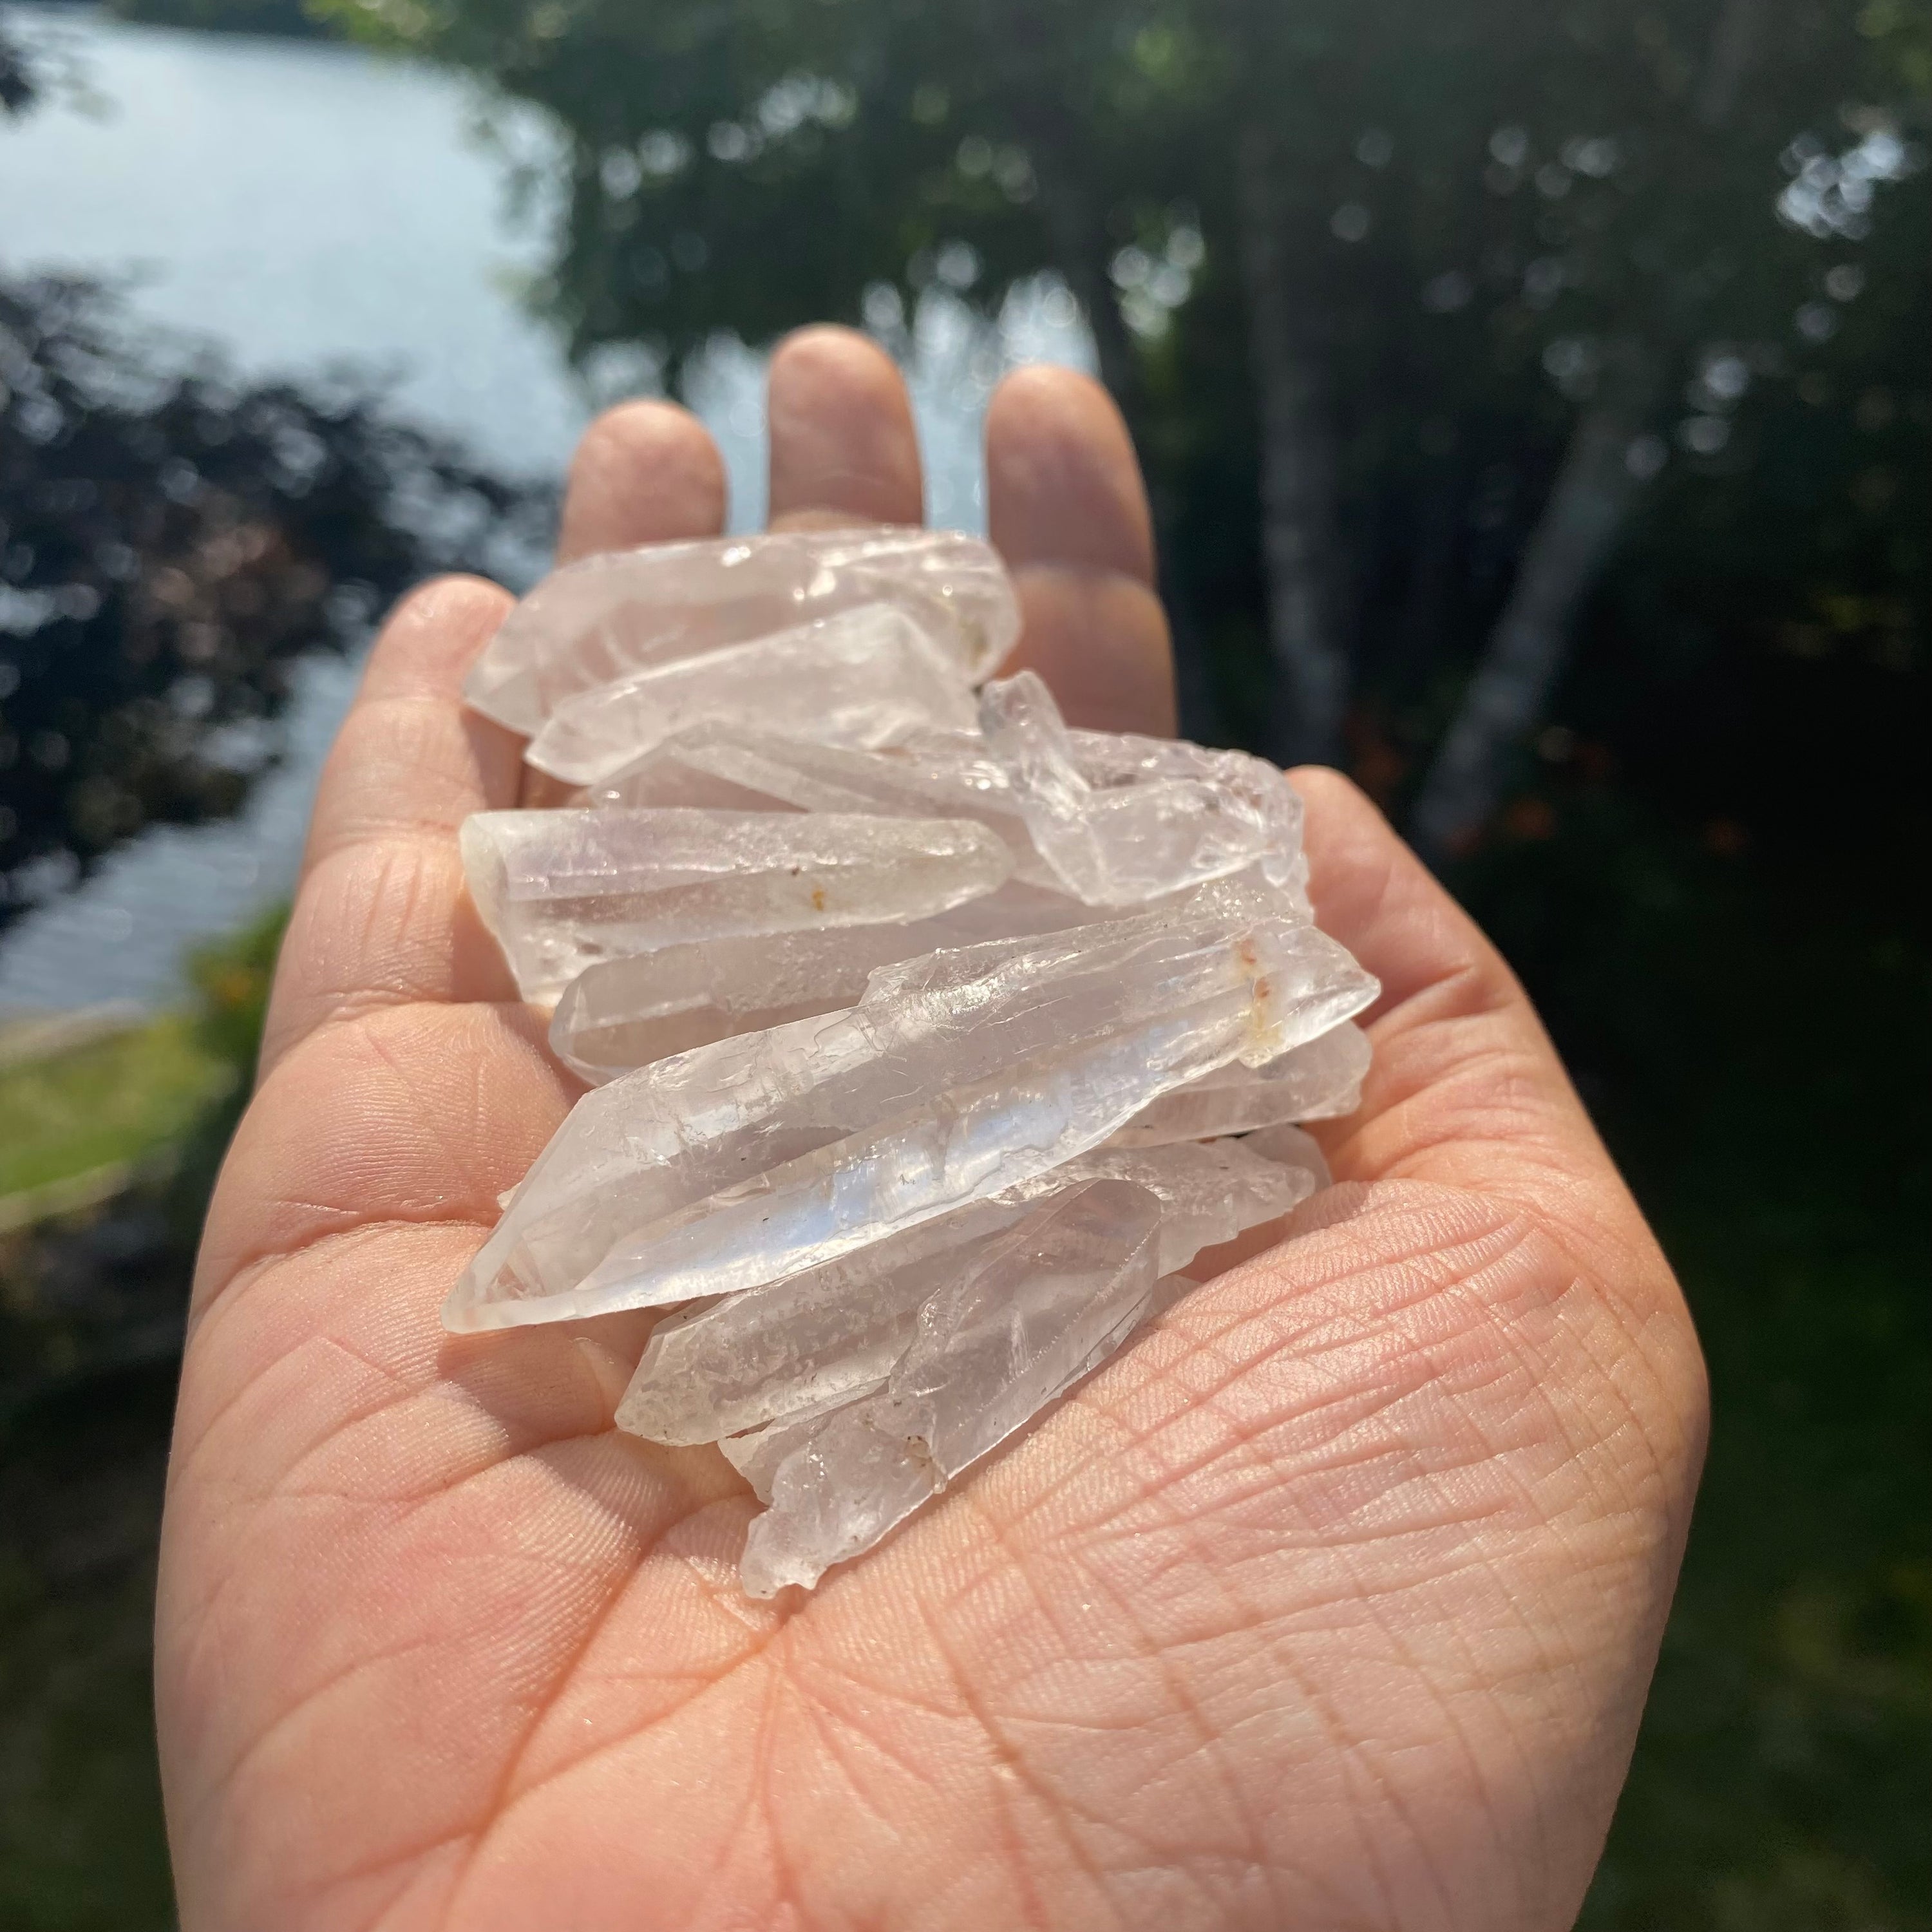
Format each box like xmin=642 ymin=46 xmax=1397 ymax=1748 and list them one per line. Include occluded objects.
xmin=0 ymin=1016 xmax=234 ymax=1206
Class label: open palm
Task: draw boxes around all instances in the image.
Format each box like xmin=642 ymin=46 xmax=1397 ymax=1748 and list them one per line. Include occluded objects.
xmin=156 ymin=329 xmax=1707 ymax=1932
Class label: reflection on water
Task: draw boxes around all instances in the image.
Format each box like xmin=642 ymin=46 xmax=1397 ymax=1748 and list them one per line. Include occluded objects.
xmin=0 ymin=8 xmax=1087 ymax=1009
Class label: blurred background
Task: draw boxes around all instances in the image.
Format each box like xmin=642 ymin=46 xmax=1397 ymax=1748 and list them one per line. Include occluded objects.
xmin=0 ymin=0 xmax=1924 ymax=1924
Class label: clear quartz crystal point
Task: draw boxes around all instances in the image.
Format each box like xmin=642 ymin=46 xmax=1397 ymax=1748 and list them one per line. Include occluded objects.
xmin=524 ymin=603 xmax=980 ymax=786
xmin=594 ymin=723 xmax=1059 ymax=886
xmin=737 ymin=1177 xmax=1164 ymax=1596
xmin=548 ymin=880 xmax=1100 ymax=1080
xmin=460 ymin=808 xmax=1012 ymax=1005
xmin=614 ymin=1135 xmax=1314 ymax=1449
xmin=980 ymin=670 xmax=1305 ymax=905
xmin=548 ymin=872 xmax=1316 ymax=1082
xmin=464 ymin=526 xmax=1020 ymax=737
xmin=442 ymin=904 xmax=1376 ymax=1330
xmin=615 ymin=1192 xmax=1037 ymax=1446
xmin=1110 ymin=1019 xmax=1372 ymax=1145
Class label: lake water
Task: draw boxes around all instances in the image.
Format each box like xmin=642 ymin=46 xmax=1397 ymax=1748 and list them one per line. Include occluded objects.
xmin=0 ymin=8 xmax=1086 ymax=1008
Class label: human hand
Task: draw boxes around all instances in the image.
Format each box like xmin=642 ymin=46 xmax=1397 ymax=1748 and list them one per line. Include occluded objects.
xmin=156 ymin=328 xmax=1707 ymax=1931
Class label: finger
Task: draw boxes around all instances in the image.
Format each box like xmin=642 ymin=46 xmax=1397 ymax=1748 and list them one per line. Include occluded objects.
xmin=518 ymin=401 xmax=734 ymax=805
xmin=986 ymin=366 xmax=1175 ymax=736
xmin=262 ymin=576 xmax=522 ymax=1078
xmin=765 ymin=326 xmax=923 ymax=530
xmin=553 ymin=397 xmax=728 ymax=565
xmin=1288 ymin=768 xmax=1665 ymax=1296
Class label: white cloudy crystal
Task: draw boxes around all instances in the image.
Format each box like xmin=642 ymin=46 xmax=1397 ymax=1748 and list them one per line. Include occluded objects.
xmin=460 ymin=808 xmax=1012 ymax=1003
xmin=444 ymin=899 xmax=1376 ymax=1330
xmin=615 ymin=1136 xmax=1316 ymax=1447
xmin=979 ymin=672 xmax=1302 ymax=905
xmin=1111 ymin=1019 xmax=1372 ymax=1145
xmin=465 ymin=526 xmax=1019 ymax=736
xmin=524 ymin=603 xmax=979 ymax=786
xmin=737 ymin=1177 xmax=1164 ymax=1596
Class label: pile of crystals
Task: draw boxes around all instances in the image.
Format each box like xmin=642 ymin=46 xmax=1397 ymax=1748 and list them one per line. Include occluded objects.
xmin=446 ymin=527 xmax=1378 ymax=1597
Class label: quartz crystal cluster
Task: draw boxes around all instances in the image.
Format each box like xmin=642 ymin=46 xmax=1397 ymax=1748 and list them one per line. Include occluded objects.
xmin=450 ymin=527 xmax=1378 ymax=1596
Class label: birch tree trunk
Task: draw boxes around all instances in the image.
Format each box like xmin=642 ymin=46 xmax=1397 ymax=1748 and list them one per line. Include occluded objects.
xmin=1408 ymin=0 xmax=1761 ymax=857
xmin=1236 ymin=119 xmax=1350 ymax=767
xmin=1408 ymin=394 xmax=1654 ymax=856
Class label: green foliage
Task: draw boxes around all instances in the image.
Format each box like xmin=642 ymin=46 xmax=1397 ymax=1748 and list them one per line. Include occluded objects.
xmin=313 ymin=0 xmax=1928 ymax=790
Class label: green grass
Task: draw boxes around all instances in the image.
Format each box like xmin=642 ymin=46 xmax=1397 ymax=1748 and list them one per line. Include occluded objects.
xmin=0 ymin=1019 xmax=234 ymax=1202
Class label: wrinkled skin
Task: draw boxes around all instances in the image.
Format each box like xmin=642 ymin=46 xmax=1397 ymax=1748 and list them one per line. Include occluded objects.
xmin=156 ymin=330 xmax=1707 ymax=1932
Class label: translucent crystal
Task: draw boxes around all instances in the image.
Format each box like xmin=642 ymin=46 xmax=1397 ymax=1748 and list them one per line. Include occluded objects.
xmin=737 ymin=1177 xmax=1164 ymax=1596
xmin=614 ymin=1136 xmax=1314 ymax=1447
xmin=980 ymin=671 xmax=1307 ymax=905
xmin=464 ymin=526 xmax=1019 ymax=737
xmin=721 ymin=1261 xmax=1209 ymax=1510
xmin=616 ymin=1194 xmax=1034 ymax=1447
xmin=524 ymin=603 xmax=980 ymax=786
xmin=593 ymin=723 xmax=1057 ymax=886
xmin=1110 ymin=1019 xmax=1372 ymax=1145
xmin=443 ymin=903 xmax=1376 ymax=1329
xmin=1242 ymin=1121 xmax=1334 ymax=1188
xmin=719 ymin=1387 xmax=882 ymax=1502
xmin=549 ymin=880 xmax=1103 ymax=1081
xmin=460 ymin=808 xmax=1012 ymax=1003
xmin=594 ymin=716 xmax=1303 ymax=907
xmin=1066 ymin=723 xmax=1311 ymax=902
xmin=547 ymin=864 xmax=1323 ymax=1084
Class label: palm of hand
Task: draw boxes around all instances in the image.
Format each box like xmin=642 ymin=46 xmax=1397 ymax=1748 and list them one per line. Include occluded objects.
xmin=156 ymin=334 xmax=1705 ymax=1932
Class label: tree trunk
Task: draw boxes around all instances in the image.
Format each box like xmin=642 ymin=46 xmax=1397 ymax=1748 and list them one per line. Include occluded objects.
xmin=1408 ymin=0 xmax=1761 ymax=861
xmin=1696 ymin=0 xmax=1763 ymax=126
xmin=1023 ymin=146 xmax=1137 ymax=404
xmin=1408 ymin=395 xmax=1654 ymax=857
xmin=1236 ymin=118 xmax=1349 ymax=768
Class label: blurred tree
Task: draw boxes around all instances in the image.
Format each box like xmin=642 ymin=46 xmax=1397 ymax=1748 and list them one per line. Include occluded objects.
xmin=322 ymin=0 xmax=1927 ymax=844
xmin=0 ymin=5 xmax=39 ymax=111
xmin=0 ymin=276 xmax=542 ymax=922
xmin=0 ymin=32 xmax=546 ymax=921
